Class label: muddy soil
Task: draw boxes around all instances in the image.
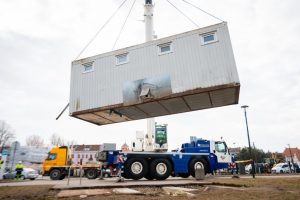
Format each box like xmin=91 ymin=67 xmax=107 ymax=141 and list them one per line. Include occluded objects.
xmin=0 ymin=178 xmax=299 ymax=200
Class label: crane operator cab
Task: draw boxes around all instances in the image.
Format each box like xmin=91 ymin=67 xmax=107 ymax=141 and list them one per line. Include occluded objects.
xmin=213 ymin=141 xmax=232 ymax=164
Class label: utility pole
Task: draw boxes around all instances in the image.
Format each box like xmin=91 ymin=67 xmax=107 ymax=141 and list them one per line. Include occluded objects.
xmin=253 ymin=142 xmax=257 ymax=163
xmin=241 ymin=105 xmax=255 ymax=178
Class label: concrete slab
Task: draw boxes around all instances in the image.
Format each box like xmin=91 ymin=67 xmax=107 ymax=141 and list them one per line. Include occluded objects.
xmin=51 ymin=177 xmax=212 ymax=190
xmin=208 ymin=185 xmax=246 ymax=190
xmin=113 ymin=188 xmax=142 ymax=195
xmin=195 ymin=167 xmax=205 ymax=180
xmin=162 ymin=186 xmax=197 ymax=197
xmin=57 ymin=189 xmax=110 ymax=198
xmin=162 ymin=186 xmax=199 ymax=192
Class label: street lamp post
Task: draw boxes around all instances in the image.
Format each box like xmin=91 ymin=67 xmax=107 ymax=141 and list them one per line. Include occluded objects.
xmin=241 ymin=105 xmax=255 ymax=178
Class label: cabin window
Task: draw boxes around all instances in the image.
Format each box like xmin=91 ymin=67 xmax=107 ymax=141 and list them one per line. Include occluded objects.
xmin=215 ymin=142 xmax=226 ymax=153
xmin=116 ymin=53 xmax=129 ymax=65
xmin=46 ymin=153 xmax=57 ymax=160
xmin=82 ymin=61 xmax=94 ymax=73
xmin=201 ymin=32 xmax=217 ymax=45
xmin=158 ymin=42 xmax=172 ymax=55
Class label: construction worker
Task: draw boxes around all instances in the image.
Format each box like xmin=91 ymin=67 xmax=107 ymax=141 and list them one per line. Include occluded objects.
xmin=116 ymin=153 xmax=124 ymax=182
xmin=0 ymin=154 xmax=3 ymax=170
xmin=15 ymin=161 xmax=25 ymax=179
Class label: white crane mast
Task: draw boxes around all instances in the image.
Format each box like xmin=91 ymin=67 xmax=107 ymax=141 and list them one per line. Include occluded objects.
xmin=131 ymin=1 xmax=168 ymax=152
xmin=144 ymin=0 xmax=154 ymax=42
xmin=144 ymin=0 xmax=156 ymax=152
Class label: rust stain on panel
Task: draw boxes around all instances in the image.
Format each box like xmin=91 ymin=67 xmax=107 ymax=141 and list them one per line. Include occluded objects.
xmin=76 ymin=99 xmax=80 ymax=111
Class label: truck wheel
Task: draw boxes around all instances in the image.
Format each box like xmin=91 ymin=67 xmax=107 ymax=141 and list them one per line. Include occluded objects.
xmin=50 ymin=169 xmax=62 ymax=180
xmin=189 ymin=158 xmax=208 ymax=177
xmin=125 ymin=158 xmax=148 ymax=180
xmin=150 ymin=158 xmax=171 ymax=180
xmin=59 ymin=174 xmax=66 ymax=180
xmin=85 ymin=169 xmax=98 ymax=179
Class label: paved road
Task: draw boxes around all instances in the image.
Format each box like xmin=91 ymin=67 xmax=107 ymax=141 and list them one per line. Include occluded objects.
xmin=0 ymin=174 xmax=299 ymax=188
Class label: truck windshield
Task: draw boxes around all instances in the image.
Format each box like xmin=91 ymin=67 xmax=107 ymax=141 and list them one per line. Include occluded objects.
xmin=46 ymin=153 xmax=57 ymax=160
xmin=215 ymin=142 xmax=226 ymax=153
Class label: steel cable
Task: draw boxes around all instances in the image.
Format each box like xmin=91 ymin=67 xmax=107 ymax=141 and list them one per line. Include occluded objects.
xmin=181 ymin=0 xmax=224 ymax=22
xmin=74 ymin=0 xmax=128 ymax=60
xmin=112 ymin=0 xmax=137 ymax=50
xmin=166 ymin=0 xmax=200 ymax=28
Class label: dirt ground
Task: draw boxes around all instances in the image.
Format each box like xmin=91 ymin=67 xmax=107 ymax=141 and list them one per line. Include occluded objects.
xmin=0 ymin=177 xmax=299 ymax=200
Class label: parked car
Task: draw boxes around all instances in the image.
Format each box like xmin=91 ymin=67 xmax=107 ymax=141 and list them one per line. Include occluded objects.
xmin=271 ymin=163 xmax=290 ymax=174
xmin=3 ymin=168 xmax=39 ymax=180
xmin=245 ymin=164 xmax=252 ymax=174
xmin=22 ymin=168 xmax=39 ymax=180
xmin=2 ymin=170 xmax=16 ymax=179
xmin=245 ymin=163 xmax=266 ymax=174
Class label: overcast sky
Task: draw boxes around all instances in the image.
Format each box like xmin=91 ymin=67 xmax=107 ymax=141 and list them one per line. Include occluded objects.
xmin=0 ymin=0 xmax=299 ymax=152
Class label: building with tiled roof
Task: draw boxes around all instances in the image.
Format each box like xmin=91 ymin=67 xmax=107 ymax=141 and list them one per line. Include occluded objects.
xmin=282 ymin=147 xmax=300 ymax=166
xmin=70 ymin=144 xmax=101 ymax=165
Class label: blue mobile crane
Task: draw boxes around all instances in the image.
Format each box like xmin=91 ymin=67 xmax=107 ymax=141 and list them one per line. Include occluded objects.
xmin=97 ymin=136 xmax=233 ymax=180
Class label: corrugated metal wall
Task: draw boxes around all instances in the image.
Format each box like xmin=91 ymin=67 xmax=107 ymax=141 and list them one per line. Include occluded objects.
xmin=69 ymin=22 xmax=239 ymax=124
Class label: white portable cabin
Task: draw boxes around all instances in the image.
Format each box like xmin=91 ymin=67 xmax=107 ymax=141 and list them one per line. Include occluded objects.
xmin=70 ymin=22 xmax=240 ymax=125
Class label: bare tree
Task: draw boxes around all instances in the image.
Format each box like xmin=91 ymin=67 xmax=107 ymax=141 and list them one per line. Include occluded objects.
xmin=49 ymin=133 xmax=65 ymax=147
xmin=66 ymin=140 xmax=77 ymax=148
xmin=26 ymin=134 xmax=44 ymax=148
xmin=0 ymin=120 xmax=15 ymax=150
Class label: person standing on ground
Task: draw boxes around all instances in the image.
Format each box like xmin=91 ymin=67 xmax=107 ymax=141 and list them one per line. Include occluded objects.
xmin=15 ymin=161 xmax=24 ymax=179
xmin=116 ymin=153 xmax=124 ymax=182
xmin=0 ymin=154 xmax=3 ymax=169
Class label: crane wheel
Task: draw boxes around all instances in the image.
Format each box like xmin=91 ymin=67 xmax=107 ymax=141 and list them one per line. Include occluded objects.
xmin=150 ymin=158 xmax=171 ymax=180
xmin=125 ymin=158 xmax=148 ymax=180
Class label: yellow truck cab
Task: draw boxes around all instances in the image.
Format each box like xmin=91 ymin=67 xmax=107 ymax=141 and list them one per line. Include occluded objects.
xmin=42 ymin=146 xmax=71 ymax=180
xmin=42 ymin=146 xmax=101 ymax=180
